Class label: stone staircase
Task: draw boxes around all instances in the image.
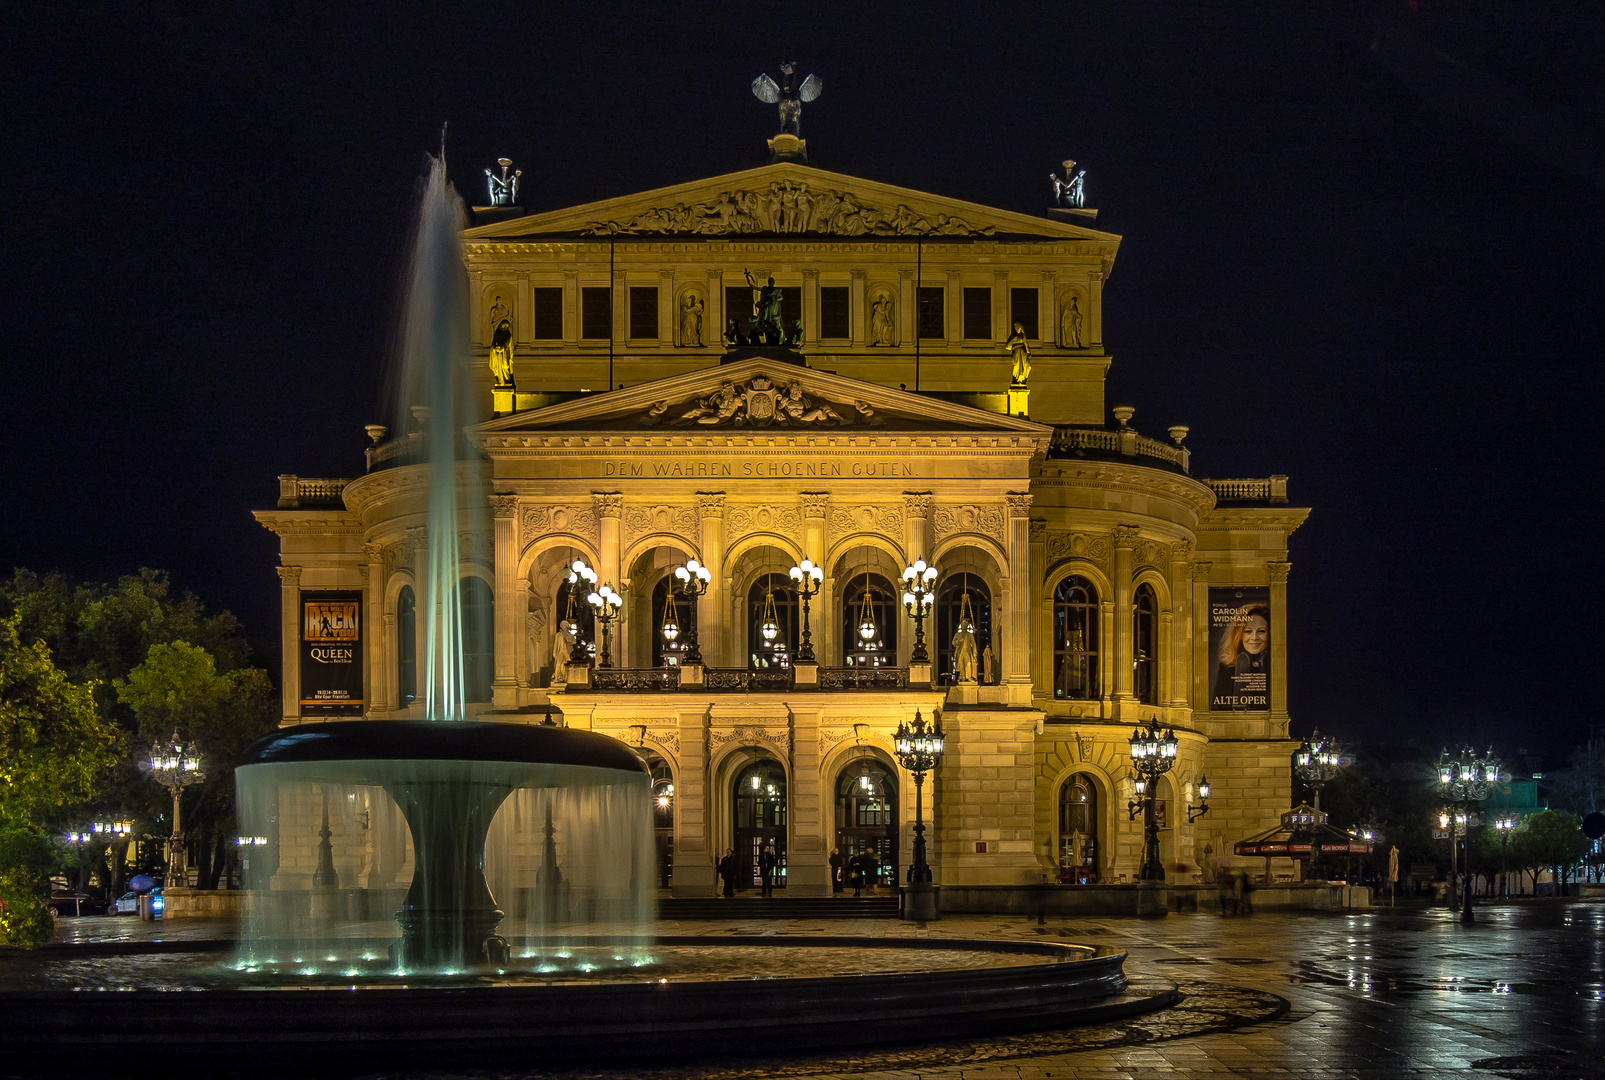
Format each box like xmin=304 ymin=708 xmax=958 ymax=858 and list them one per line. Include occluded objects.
xmin=658 ymin=894 xmax=901 ymax=920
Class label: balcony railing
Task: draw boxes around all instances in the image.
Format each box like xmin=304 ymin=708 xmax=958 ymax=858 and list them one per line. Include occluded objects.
xmin=705 ymin=669 xmax=794 ymax=692
xmin=276 ymin=475 xmax=355 ymax=509
xmin=576 ymin=665 xmax=913 ymax=692
xmin=819 ymin=666 xmax=910 ymax=690
xmin=1049 ymin=426 xmax=1189 ymax=472
xmin=591 ymin=667 xmax=682 ymax=692
xmin=1202 ymin=476 xmax=1289 ymax=504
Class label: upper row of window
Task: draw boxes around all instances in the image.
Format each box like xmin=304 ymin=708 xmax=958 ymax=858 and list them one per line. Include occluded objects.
xmin=522 ymin=285 xmax=1043 ymax=341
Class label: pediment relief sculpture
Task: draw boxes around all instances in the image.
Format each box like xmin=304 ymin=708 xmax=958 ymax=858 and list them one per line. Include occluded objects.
xmin=583 ymin=180 xmax=996 ymax=238
xmin=640 ymin=376 xmax=874 ymax=429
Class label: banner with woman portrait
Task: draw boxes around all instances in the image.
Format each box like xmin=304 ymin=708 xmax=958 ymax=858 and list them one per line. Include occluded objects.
xmin=1209 ymin=588 xmax=1270 ymax=711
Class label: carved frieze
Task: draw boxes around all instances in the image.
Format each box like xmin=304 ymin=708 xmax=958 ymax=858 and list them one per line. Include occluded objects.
xmin=592 ymin=492 xmax=624 ymax=518
xmin=582 ymin=180 xmax=997 ymax=238
xmin=801 ymin=492 xmax=829 ymax=518
xmin=727 ymin=503 xmax=802 ymax=543
xmin=1005 ymin=492 xmax=1034 ymax=516
xmin=932 ymin=503 xmax=1006 ymax=548
xmin=520 ymin=503 xmax=600 ymax=548
xmin=490 ymin=494 xmax=518 ymax=519
xmin=710 ymin=724 xmax=792 ymax=762
xmin=1267 ymin=561 xmax=1292 ymax=582
xmin=1044 ymin=531 xmax=1111 ymax=568
xmin=622 ymin=504 xmax=700 ymax=548
xmin=829 ymin=504 xmax=904 ymax=544
xmin=276 ymin=565 xmax=302 ymax=587
xmin=1112 ymin=524 xmax=1141 ymax=550
xmin=640 ymin=376 xmax=874 ymax=429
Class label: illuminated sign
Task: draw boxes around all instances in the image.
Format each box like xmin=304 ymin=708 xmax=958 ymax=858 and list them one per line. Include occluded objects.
xmin=300 ymin=592 xmax=363 ymax=715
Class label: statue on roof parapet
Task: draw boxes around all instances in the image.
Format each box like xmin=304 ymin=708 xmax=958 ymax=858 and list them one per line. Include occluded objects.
xmin=753 ymin=63 xmax=820 ymax=162
xmin=1050 ymin=159 xmax=1086 ymax=209
xmin=485 ymin=158 xmax=521 ymax=207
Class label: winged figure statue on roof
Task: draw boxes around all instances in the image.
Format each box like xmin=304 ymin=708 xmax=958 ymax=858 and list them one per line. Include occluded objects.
xmin=752 ymin=63 xmax=821 ymax=135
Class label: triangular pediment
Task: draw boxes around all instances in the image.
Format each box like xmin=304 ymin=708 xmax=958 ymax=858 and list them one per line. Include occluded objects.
xmin=477 ymin=357 xmax=1053 ymax=439
xmin=464 ymin=162 xmax=1117 ymax=245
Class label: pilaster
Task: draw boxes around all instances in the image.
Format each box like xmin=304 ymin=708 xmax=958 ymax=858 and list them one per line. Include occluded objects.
xmin=1191 ymin=561 xmax=1213 ymax=711
xmin=363 ymin=542 xmax=385 ymax=713
xmin=1003 ymin=492 xmax=1033 ymax=706
xmin=671 ymin=707 xmax=715 ymax=898
xmin=1169 ymin=541 xmax=1194 ymax=707
xmin=850 ymin=270 xmax=866 ymax=348
xmin=801 ymin=269 xmax=820 ymax=348
xmin=898 ymin=269 xmax=914 ymax=349
xmin=491 ymin=494 xmax=520 ymax=708
xmin=561 ymin=271 xmax=578 ymax=345
xmin=1112 ymin=524 xmax=1138 ymax=704
xmin=787 ymin=706 xmax=828 ymax=895
xmin=595 ymin=491 xmax=623 ymax=661
xmin=697 ymin=492 xmax=727 ymax=665
xmin=1268 ymin=560 xmax=1291 ymax=731
xmin=1088 ymin=268 xmax=1105 ymax=347
xmin=903 ymin=492 xmax=933 ymax=563
xmin=277 ymin=565 xmax=301 ymax=723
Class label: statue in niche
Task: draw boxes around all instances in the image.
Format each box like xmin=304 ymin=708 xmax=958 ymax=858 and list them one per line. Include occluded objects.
xmin=870 ymin=293 xmax=895 ymax=346
xmin=751 ymin=63 xmax=822 ymax=136
xmin=1060 ymin=295 xmax=1083 ymax=348
xmin=551 ymin=619 xmax=575 ymax=685
xmin=1007 ymin=321 xmax=1032 ymax=385
xmin=487 ymin=298 xmax=514 ymax=387
xmin=680 ymin=294 xmax=704 ymax=347
xmin=952 ymin=620 xmax=978 ymax=684
xmin=981 ymin=643 xmax=994 ymax=685
xmin=744 ymin=270 xmax=783 ymax=344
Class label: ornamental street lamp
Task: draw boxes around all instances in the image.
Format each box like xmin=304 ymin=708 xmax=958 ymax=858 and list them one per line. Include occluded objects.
xmin=566 ymin=560 xmax=599 ymax=658
xmin=1294 ymin=730 xmax=1344 ymax=879
xmin=901 ymin=560 xmax=939 ymax=664
xmin=1495 ymin=815 xmax=1518 ymax=899
xmin=1436 ymin=745 xmax=1500 ymax=924
xmin=1187 ymin=776 xmax=1212 ymax=824
xmin=894 ymin=709 xmax=945 ymax=921
xmin=586 ymin=582 xmax=623 ymax=668
xmin=787 ymin=559 xmax=824 ymax=663
xmin=146 ymin=734 xmax=205 ymax=890
xmin=671 ymin=559 xmax=712 ymax=665
xmin=1126 ymin=720 xmax=1179 ymax=882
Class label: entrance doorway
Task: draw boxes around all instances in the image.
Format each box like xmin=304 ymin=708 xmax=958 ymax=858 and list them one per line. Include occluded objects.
xmin=644 ymin=753 xmax=674 ymax=888
xmin=733 ymin=759 xmax=786 ymax=891
xmin=836 ymin=758 xmax=897 ymax=890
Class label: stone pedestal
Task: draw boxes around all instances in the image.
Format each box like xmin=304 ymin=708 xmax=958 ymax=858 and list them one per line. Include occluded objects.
xmin=680 ymin=664 xmax=704 ymax=688
xmin=947 ymin=682 xmax=979 ymax=705
xmin=904 ymin=883 xmax=940 ymax=921
xmin=909 ymin=662 xmax=932 ymax=687
xmin=1007 ymin=383 xmax=1029 ymax=418
xmin=564 ymin=663 xmax=590 ymax=688
xmin=793 ymin=662 xmax=818 ymax=688
xmin=767 ymin=133 xmax=807 ymax=161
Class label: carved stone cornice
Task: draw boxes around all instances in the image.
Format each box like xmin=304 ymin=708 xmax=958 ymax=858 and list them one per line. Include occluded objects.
xmin=1004 ymin=492 xmax=1033 ymax=517
xmin=276 ymin=565 xmax=302 ymax=587
xmin=520 ymin=503 xmax=599 ymax=548
xmin=696 ymin=492 xmax=727 ymax=517
xmin=801 ymin=492 xmax=829 ymax=519
xmin=490 ymin=494 xmax=519 ymax=519
xmin=592 ymin=492 xmax=624 ymax=518
xmin=1267 ymin=561 xmax=1292 ymax=583
xmin=1112 ymin=524 xmax=1141 ymax=550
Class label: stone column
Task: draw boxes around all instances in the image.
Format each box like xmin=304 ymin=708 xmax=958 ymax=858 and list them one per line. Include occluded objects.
xmin=802 ymin=493 xmax=829 ymax=665
xmin=1028 ymin=519 xmax=1046 ymax=691
xmin=902 ymin=492 xmax=932 ymax=563
xmin=594 ymin=492 xmax=623 ymax=662
xmin=898 ymin=268 xmax=915 ymax=349
xmin=1003 ymin=493 xmax=1033 ymax=706
xmin=562 ymin=271 xmax=578 ymax=345
xmin=697 ymin=492 xmax=727 ymax=666
xmin=1168 ymin=541 xmax=1194 ymax=708
xmin=1112 ymin=525 xmax=1138 ymax=704
xmin=993 ymin=270 xmax=1010 ymax=345
xmin=277 ymin=565 xmax=301 ymax=723
xmin=363 ymin=542 xmax=385 ymax=713
xmin=801 ymin=269 xmax=820 ymax=348
xmin=1191 ymin=561 xmax=1213 ymax=711
xmin=1088 ymin=268 xmax=1105 ymax=347
xmin=850 ymin=270 xmax=866 ymax=348
xmin=671 ymin=708 xmax=715 ymax=898
xmin=1268 ymin=561 xmax=1292 ymax=729
xmin=491 ymin=495 xmax=520 ymax=708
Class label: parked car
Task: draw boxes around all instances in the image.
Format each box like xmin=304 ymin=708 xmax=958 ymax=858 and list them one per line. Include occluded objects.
xmin=48 ymin=891 xmax=108 ymax=917
xmin=111 ymin=889 xmax=163 ymax=916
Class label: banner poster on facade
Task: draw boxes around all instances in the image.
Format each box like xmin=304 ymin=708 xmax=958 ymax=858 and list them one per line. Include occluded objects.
xmin=300 ymin=592 xmax=363 ymax=716
xmin=1209 ymin=587 xmax=1271 ymax=712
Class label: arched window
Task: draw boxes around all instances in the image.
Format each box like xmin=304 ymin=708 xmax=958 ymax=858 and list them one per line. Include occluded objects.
xmin=1053 ymin=576 xmax=1100 ymax=699
xmin=1058 ymin=773 xmax=1100 ymax=883
xmin=835 ymin=759 xmax=898 ymax=889
xmin=935 ymin=573 xmax=992 ymax=684
xmin=650 ymin=576 xmax=696 ymax=668
xmin=840 ymin=573 xmax=898 ymax=666
xmin=747 ymin=573 xmax=799 ymax=669
xmin=1133 ymin=583 xmax=1157 ymax=704
xmin=397 ymin=585 xmax=417 ymax=706
xmin=458 ymin=576 xmax=493 ymax=703
xmin=553 ymin=576 xmax=597 ymax=663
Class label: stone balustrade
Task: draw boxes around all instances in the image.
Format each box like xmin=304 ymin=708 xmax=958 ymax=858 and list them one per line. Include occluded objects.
xmin=1049 ymin=426 xmax=1189 ymax=473
xmin=276 ymin=475 xmax=355 ymax=508
xmin=1201 ymin=476 xmax=1289 ymax=504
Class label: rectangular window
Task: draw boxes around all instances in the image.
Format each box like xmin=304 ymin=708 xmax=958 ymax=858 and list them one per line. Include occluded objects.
xmin=819 ymin=286 xmax=850 ymax=339
xmin=962 ymin=287 xmax=992 ymax=340
xmin=726 ymin=285 xmax=753 ymax=334
xmin=581 ymin=287 xmax=611 ymax=339
xmin=629 ymin=286 xmax=658 ymax=339
xmin=1010 ymin=287 xmax=1039 ymax=339
xmin=780 ymin=286 xmax=801 ymax=338
xmin=917 ymin=286 xmax=944 ymax=340
xmin=533 ymin=288 xmax=562 ymax=339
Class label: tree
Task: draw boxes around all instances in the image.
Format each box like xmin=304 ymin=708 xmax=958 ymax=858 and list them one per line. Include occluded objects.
xmin=0 ymin=616 xmax=124 ymax=946
xmin=1514 ymin=809 xmax=1586 ymax=896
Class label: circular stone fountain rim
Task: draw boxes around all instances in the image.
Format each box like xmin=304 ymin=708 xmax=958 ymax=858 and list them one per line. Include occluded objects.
xmin=239 ymin=719 xmax=649 ymax=773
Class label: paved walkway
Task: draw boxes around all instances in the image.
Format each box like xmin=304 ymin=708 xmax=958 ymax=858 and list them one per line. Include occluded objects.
xmin=40 ymin=900 xmax=1605 ymax=1078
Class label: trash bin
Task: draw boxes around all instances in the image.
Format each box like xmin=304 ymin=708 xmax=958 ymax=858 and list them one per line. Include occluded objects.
xmin=138 ymin=893 xmax=164 ymax=921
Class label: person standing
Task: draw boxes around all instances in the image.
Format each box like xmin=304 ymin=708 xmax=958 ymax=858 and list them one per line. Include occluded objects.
xmin=829 ymin=847 xmax=844 ymax=895
xmin=758 ymin=842 xmax=778 ymax=898
xmin=849 ymin=850 xmax=864 ymax=897
xmin=861 ymin=848 xmax=878 ymax=896
xmin=718 ymin=848 xmax=737 ymax=898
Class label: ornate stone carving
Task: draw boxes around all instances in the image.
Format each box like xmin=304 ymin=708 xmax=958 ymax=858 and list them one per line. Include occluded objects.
xmin=727 ymin=503 xmax=803 ymax=543
xmin=581 ymin=180 xmax=997 ymax=238
xmin=1029 ymin=519 xmax=1046 ymax=542
xmin=710 ymin=725 xmax=791 ymax=762
xmin=818 ymin=728 xmax=857 ymax=759
xmin=933 ymin=503 xmax=1006 ymax=548
xmin=640 ymin=375 xmax=872 ymax=429
xmin=643 ymin=730 xmax=681 ymax=756
xmin=903 ymin=492 xmax=933 ymax=517
xmin=1045 ymin=531 xmax=1111 ymax=567
xmin=1005 ymin=492 xmax=1033 ymax=516
xmin=520 ymin=503 xmax=599 ymax=547
xmin=623 ymin=504 xmax=700 ymax=548
xmin=592 ymin=492 xmax=624 ymax=518
xmin=458 ymin=531 xmax=492 ymax=565
xmin=1267 ymin=561 xmax=1292 ymax=582
xmin=829 ymin=504 xmax=903 ymax=544
xmin=869 ymin=290 xmax=896 ymax=346
xmin=1191 ymin=560 xmax=1214 ymax=581
xmin=490 ymin=494 xmax=518 ymax=519
xmin=678 ymin=290 xmax=705 ymax=347
xmin=1075 ymin=732 xmax=1094 ymax=763
xmin=1170 ymin=540 xmax=1194 ymax=562
xmin=363 ymin=542 xmax=385 ymax=563
xmin=801 ymin=492 xmax=829 ymax=518
xmin=1112 ymin=524 xmax=1141 ymax=550
xmin=1134 ymin=539 xmax=1166 ymax=570
xmin=276 ymin=565 xmax=302 ymax=586
xmin=696 ymin=492 xmax=726 ymax=517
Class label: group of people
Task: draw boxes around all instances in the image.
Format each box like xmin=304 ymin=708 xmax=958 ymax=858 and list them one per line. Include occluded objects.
xmin=716 ymin=842 xmax=781 ymax=898
xmin=827 ymin=846 xmax=881 ymax=897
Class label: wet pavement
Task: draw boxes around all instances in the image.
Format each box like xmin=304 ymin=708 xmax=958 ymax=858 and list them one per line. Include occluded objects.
xmin=19 ymin=899 xmax=1605 ymax=1078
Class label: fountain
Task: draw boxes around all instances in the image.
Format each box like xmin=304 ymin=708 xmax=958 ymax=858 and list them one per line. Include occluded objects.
xmin=0 ymin=151 xmax=1168 ymax=1067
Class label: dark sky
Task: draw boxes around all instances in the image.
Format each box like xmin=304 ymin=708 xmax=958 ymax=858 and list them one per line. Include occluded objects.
xmin=4 ymin=2 xmax=1601 ymax=756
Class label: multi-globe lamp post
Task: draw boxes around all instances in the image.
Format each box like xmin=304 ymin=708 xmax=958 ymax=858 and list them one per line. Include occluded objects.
xmin=901 ymin=559 xmax=939 ymax=665
xmin=1293 ymin=730 xmax=1344 ymax=879
xmin=585 ymin=581 xmax=623 ymax=668
xmin=1126 ymin=720 xmax=1178 ymax=882
xmin=146 ymin=735 xmax=205 ymax=890
xmin=566 ymin=560 xmax=598 ymax=660
xmin=671 ymin=559 xmax=712 ymax=666
xmin=1495 ymin=815 xmax=1518 ymax=899
xmin=787 ymin=558 xmax=824 ymax=663
xmin=1436 ymin=745 xmax=1501 ymax=924
xmin=894 ymin=709 xmax=945 ymax=920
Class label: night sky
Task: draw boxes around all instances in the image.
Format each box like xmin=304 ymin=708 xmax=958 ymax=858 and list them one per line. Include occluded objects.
xmin=4 ymin=3 xmax=1600 ymax=755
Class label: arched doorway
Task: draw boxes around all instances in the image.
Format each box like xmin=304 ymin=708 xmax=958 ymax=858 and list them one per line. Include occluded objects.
xmin=644 ymin=752 xmax=675 ymax=888
xmin=1058 ymin=773 xmax=1100 ymax=883
xmin=935 ymin=573 xmax=992 ymax=684
xmin=835 ymin=758 xmax=897 ymax=891
xmin=732 ymin=758 xmax=786 ymax=891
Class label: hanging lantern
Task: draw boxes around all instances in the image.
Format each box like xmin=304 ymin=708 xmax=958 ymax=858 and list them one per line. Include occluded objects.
xmin=660 ymin=595 xmax=680 ymax=643
xmin=857 ymin=573 xmax=878 ymax=643
xmin=760 ymin=580 xmax=780 ymax=643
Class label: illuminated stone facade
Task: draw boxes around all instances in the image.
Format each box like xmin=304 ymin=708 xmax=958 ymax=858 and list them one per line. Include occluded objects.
xmin=257 ymin=162 xmax=1306 ymax=899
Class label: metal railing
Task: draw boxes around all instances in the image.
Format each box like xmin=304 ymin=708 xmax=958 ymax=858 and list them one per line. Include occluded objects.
xmin=705 ymin=668 xmax=794 ymax=692
xmin=819 ymin=666 xmax=910 ymax=690
xmin=591 ymin=667 xmax=681 ymax=692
